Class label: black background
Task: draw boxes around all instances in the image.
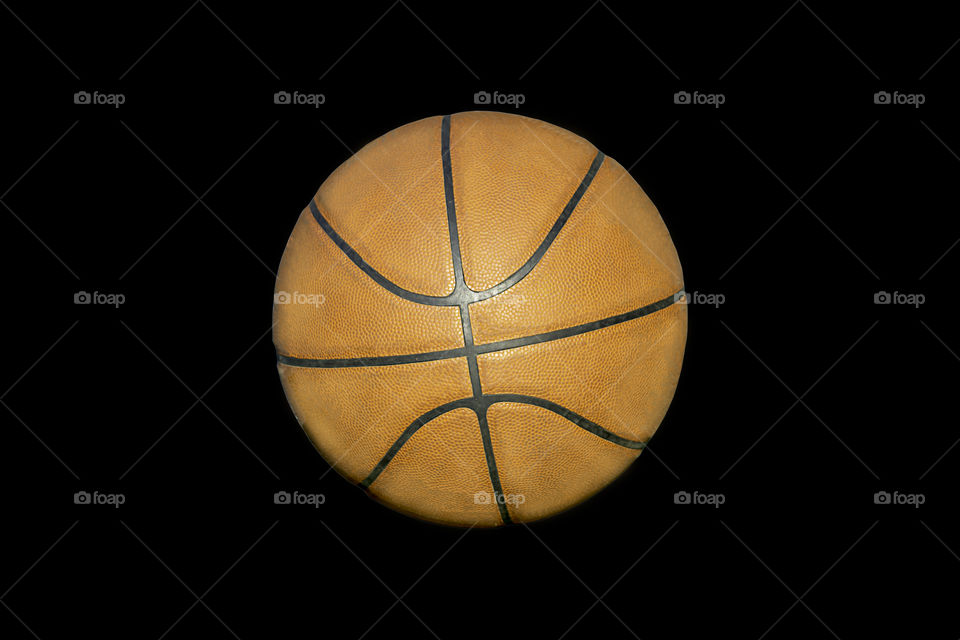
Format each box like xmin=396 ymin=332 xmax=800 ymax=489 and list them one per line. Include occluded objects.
xmin=2 ymin=1 xmax=958 ymax=638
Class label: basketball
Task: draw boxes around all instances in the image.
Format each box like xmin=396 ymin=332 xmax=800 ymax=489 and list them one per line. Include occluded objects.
xmin=273 ymin=111 xmax=686 ymax=526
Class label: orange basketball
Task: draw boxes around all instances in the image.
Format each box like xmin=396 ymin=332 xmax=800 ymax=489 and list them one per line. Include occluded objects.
xmin=273 ymin=111 xmax=686 ymax=526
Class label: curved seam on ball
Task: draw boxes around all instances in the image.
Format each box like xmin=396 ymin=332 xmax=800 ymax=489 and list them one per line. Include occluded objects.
xmin=276 ymin=289 xmax=683 ymax=367
xmin=358 ymin=393 xmax=648 ymax=490
xmin=305 ymin=149 xmax=605 ymax=306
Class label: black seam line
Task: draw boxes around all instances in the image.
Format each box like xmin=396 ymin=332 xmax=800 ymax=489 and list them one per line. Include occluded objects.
xmin=475 ymin=149 xmax=605 ymax=300
xmin=484 ymin=394 xmax=647 ymax=449
xmin=476 ymin=405 xmax=510 ymax=523
xmin=475 ymin=291 xmax=680 ymax=354
xmin=306 ymin=149 xmax=605 ymax=307
xmin=358 ymin=392 xmax=647 ymax=488
xmin=359 ymin=397 xmax=475 ymax=489
xmin=277 ymin=347 xmax=466 ymax=368
xmin=308 ymin=199 xmax=452 ymax=305
xmin=460 ymin=304 xmax=483 ymax=398
xmin=442 ymin=113 xmax=466 ymax=291
xmin=443 ymin=115 xmax=511 ymax=525
xmin=276 ymin=290 xmax=682 ymax=368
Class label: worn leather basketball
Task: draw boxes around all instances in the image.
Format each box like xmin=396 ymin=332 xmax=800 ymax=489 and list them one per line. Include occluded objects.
xmin=273 ymin=111 xmax=686 ymax=526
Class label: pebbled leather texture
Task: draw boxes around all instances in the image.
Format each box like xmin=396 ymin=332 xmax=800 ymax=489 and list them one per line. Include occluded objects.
xmin=279 ymin=357 xmax=473 ymax=484
xmin=371 ymin=408 xmax=500 ymax=527
xmin=449 ymin=111 xmax=599 ymax=291
xmin=274 ymin=111 xmax=686 ymax=527
xmin=477 ymin=304 xmax=686 ymax=444
xmin=487 ymin=403 xmax=639 ymax=523
xmin=316 ymin=115 xmax=456 ymax=297
xmin=273 ymin=209 xmax=463 ymax=359
xmin=468 ymin=152 xmax=683 ymax=344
